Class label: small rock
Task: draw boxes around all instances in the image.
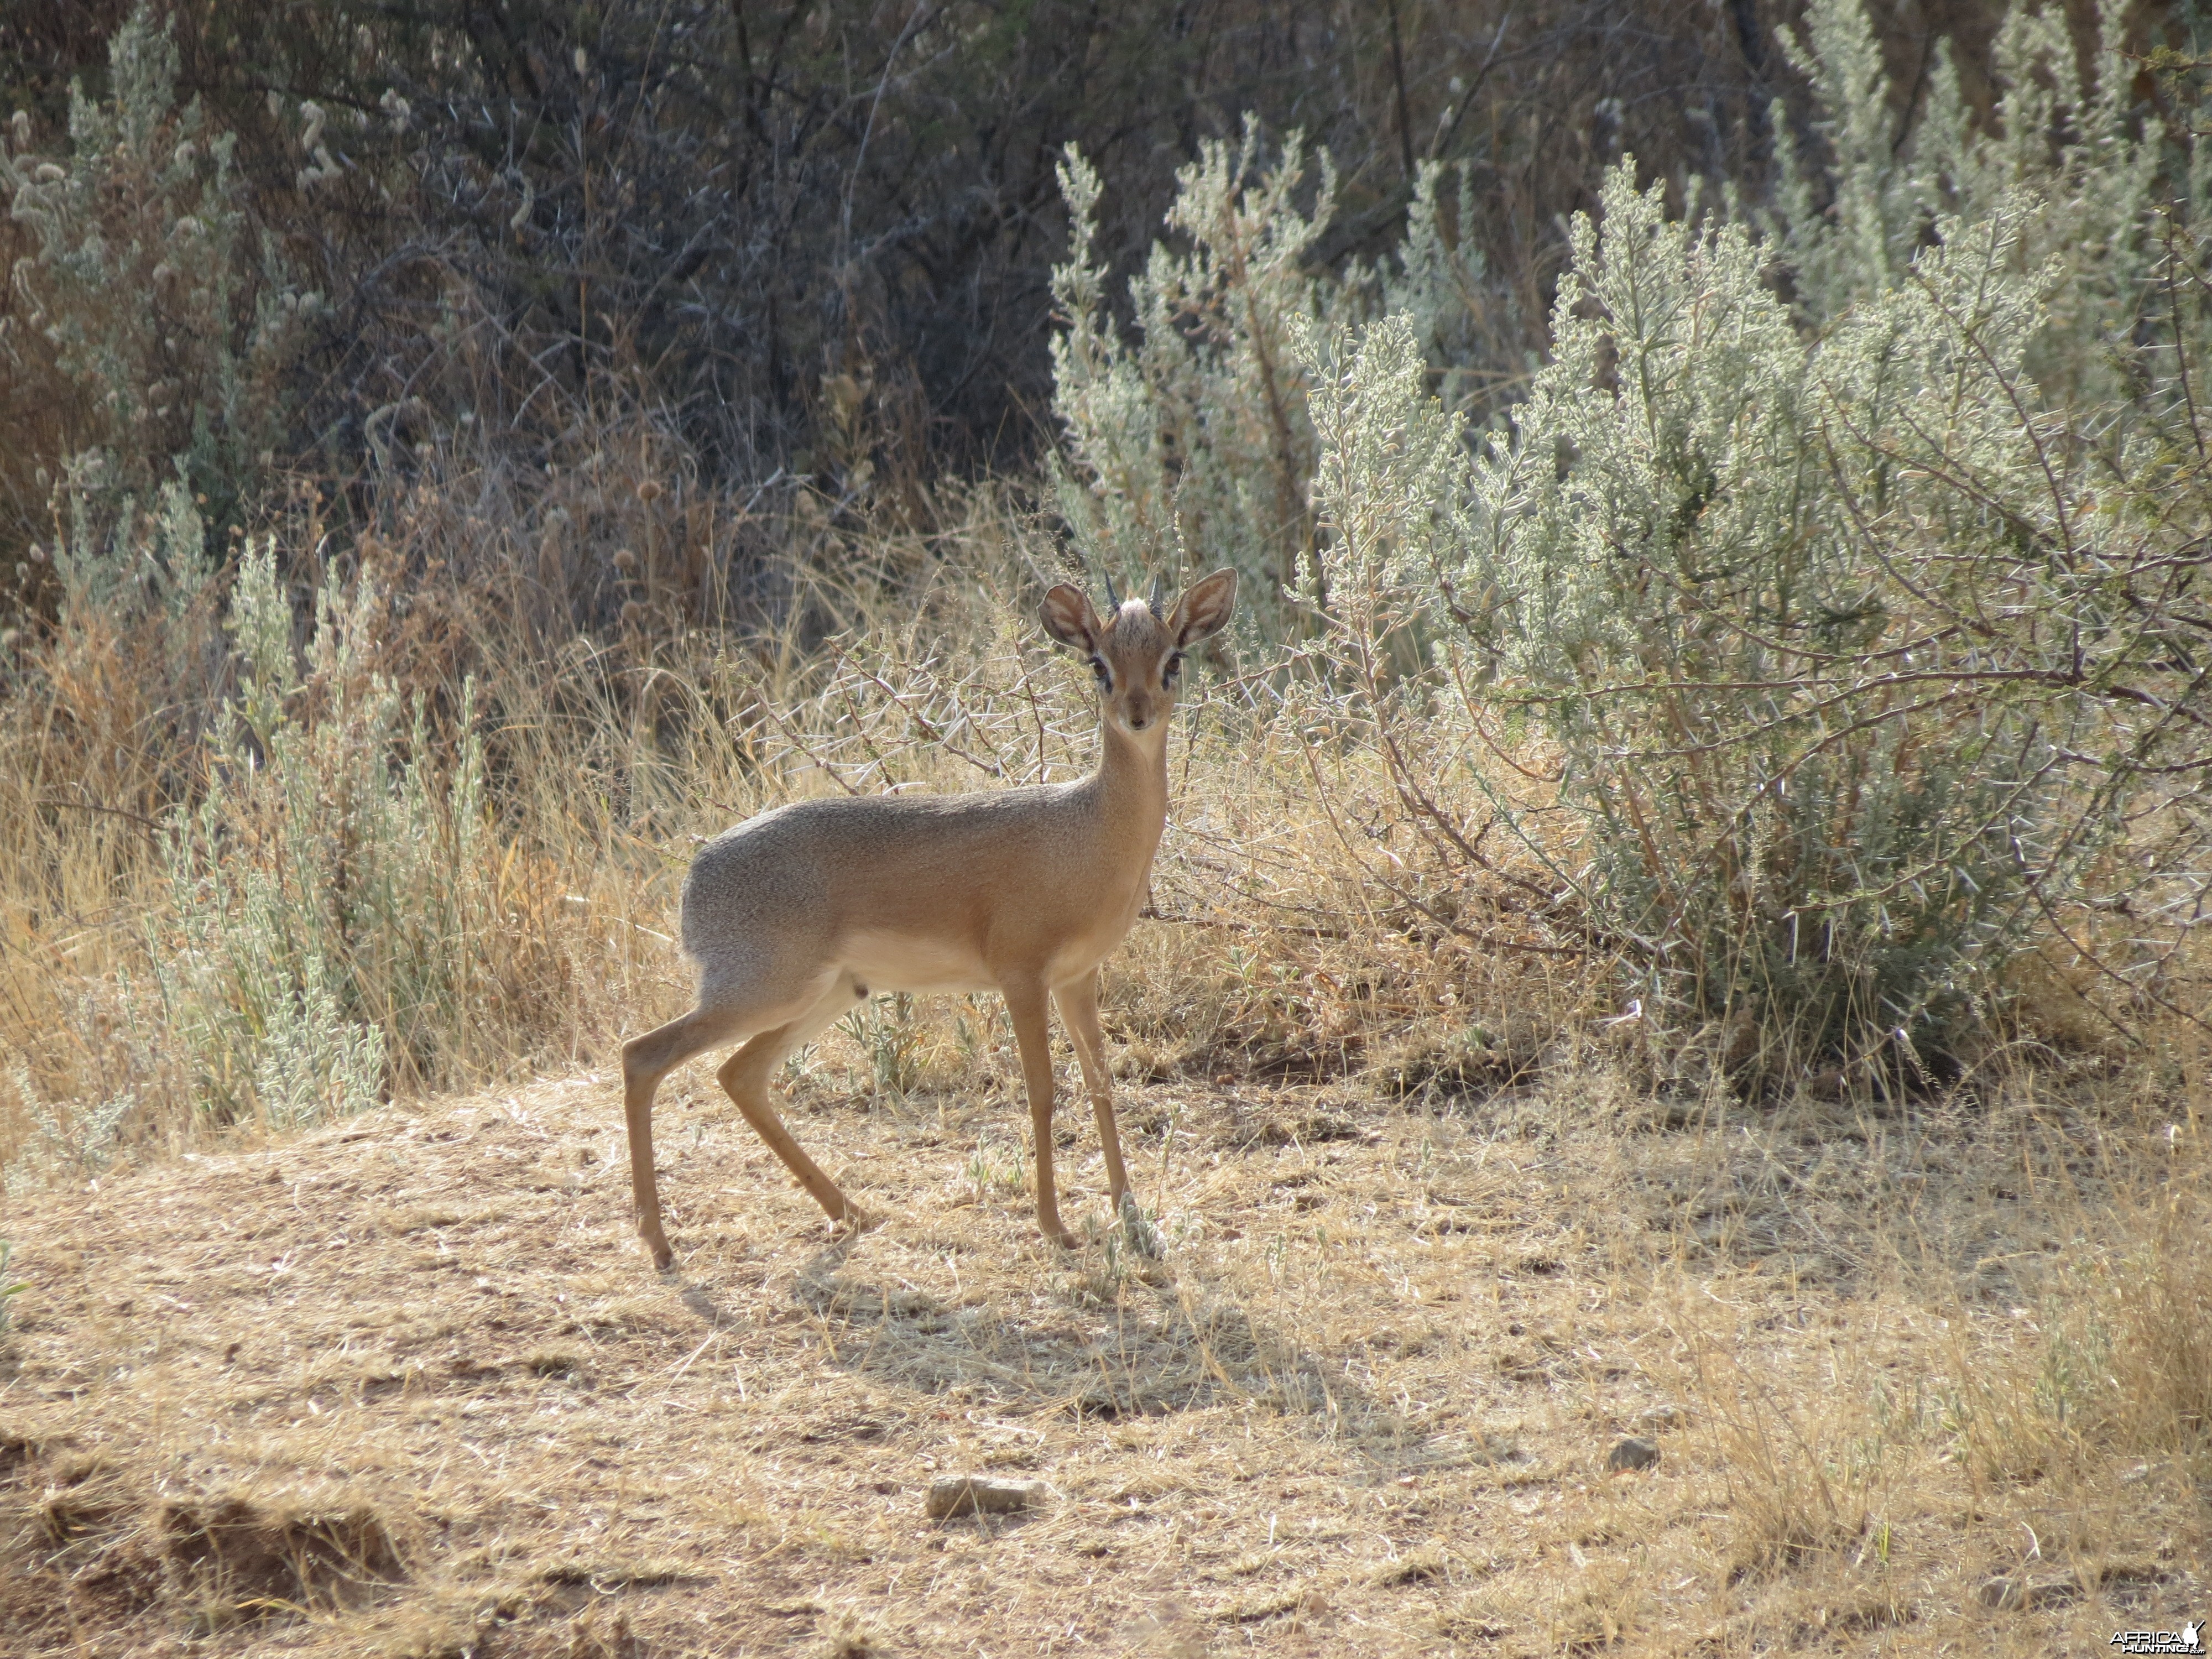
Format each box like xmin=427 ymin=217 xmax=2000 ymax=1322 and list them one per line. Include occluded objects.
xmin=1976 ymin=1575 xmax=2022 ymax=1611
xmin=1605 ymin=1436 xmax=1661 ymax=1473
xmin=1634 ymin=1403 xmax=1686 ymax=1433
xmin=923 ymin=1474 xmax=1044 ymax=1520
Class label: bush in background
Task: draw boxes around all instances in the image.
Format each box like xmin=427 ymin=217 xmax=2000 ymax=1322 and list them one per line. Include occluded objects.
xmin=1765 ymin=0 xmax=2168 ymax=405
xmin=1050 ymin=128 xmax=1507 ymax=632
xmin=0 ymin=0 xmax=1865 ymax=598
xmin=4 ymin=0 xmax=2210 ymax=1188
xmin=0 ymin=3 xmax=317 ymax=562
xmin=1298 ymin=0 xmax=2212 ymax=1074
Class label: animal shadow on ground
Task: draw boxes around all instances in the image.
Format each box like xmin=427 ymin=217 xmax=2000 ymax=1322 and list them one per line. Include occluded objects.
xmin=674 ymin=1236 xmax=1378 ymax=1433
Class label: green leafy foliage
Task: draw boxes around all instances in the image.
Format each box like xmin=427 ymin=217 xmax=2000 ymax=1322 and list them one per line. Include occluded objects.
xmin=1051 ymin=126 xmax=1502 ymax=632
xmin=1261 ymin=0 xmax=2212 ymax=1072
xmin=1313 ymin=140 xmax=2211 ymax=1069
xmin=1767 ymin=0 xmax=2166 ymax=404
xmin=159 ymin=541 xmax=503 ymax=1128
xmin=0 ymin=2 xmax=319 ymax=557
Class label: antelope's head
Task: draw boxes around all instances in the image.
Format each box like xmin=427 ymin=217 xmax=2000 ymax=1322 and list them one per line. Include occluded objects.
xmin=1041 ymin=568 xmax=1238 ymax=738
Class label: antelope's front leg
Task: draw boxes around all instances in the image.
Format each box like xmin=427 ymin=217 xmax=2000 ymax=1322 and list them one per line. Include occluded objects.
xmin=1055 ymin=968 xmax=1129 ymax=1212
xmin=1003 ymin=975 xmax=1077 ymax=1249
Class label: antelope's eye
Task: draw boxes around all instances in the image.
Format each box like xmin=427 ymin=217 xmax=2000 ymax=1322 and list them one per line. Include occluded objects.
xmin=1091 ymin=656 xmax=1112 ymax=688
xmin=1163 ymin=654 xmax=1183 ymax=684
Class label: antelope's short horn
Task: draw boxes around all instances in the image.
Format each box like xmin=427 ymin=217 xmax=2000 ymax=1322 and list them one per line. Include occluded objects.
xmin=1103 ymin=571 xmax=1123 ymax=611
xmin=1147 ymin=573 xmax=1165 ymax=618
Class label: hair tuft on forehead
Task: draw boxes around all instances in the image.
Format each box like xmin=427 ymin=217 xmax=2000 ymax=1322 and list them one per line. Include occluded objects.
xmin=1104 ymin=601 xmax=1168 ymax=654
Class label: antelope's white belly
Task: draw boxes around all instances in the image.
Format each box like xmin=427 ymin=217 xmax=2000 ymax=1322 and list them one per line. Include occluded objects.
xmin=841 ymin=930 xmax=997 ymax=995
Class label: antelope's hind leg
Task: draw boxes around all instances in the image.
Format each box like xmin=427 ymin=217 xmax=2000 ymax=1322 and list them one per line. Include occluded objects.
xmin=622 ymin=1003 xmax=753 ymax=1269
xmin=716 ymin=975 xmax=869 ymax=1232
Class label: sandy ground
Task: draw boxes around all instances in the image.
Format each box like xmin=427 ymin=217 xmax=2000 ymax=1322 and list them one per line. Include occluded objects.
xmin=0 ymin=1064 xmax=2201 ymax=1656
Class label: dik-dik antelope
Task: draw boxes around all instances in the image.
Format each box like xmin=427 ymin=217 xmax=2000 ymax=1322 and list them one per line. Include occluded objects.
xmin=621 ymin=568 xmax=1238 ymax=1266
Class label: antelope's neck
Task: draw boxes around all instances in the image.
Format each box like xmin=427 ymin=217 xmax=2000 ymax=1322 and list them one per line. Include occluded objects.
xmin=1092 ymin=718 xmax=1171 ymax=865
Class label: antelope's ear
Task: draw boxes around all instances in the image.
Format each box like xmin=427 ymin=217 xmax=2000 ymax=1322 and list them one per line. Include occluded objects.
xmin=1170 ymin=568 xmax=1238 ymax=646
xmin=1040 ymin=584 xmax=1100 ymax=653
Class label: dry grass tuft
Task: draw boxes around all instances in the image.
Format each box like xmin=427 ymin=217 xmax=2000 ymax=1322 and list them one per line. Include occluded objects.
xmin=161 ymin=1489 xmax=404 ymax=1623
xmin=812 ymin=1608 xmax=893 ymax=1657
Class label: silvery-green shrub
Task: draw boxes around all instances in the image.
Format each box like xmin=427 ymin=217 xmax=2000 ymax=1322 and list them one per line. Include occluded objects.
xmin=1 ymin=2 xmax=319 ymax=553
xmin=1311 ymin=152 xmax=2208 ymax=1068
xmin=1767 ymin=0 xmax=2166 ymax=408
xmin=161 ymin=541 xmax=498 ymax=1128
xmin=1050 ymin=121 xmax=1503 ymax=632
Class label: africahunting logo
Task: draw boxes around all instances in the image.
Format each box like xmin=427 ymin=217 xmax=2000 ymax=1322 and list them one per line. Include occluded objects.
xmin=2111 ymin=1621 xmax=2202 ymax=1656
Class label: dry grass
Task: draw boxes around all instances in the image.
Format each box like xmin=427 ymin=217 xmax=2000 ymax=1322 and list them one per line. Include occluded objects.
xmin=2 ymin=476 xmax=2207 ymax=1655
xmin=0 ymin=480 xmax=1562 ymax=1184
xmin=1 ymin=1047 xmax=2203 ymax=1655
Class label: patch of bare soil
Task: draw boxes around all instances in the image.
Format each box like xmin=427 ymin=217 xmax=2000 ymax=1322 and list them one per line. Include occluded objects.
xmin=0 ymin=1068 xmax=2202 ymax=1655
